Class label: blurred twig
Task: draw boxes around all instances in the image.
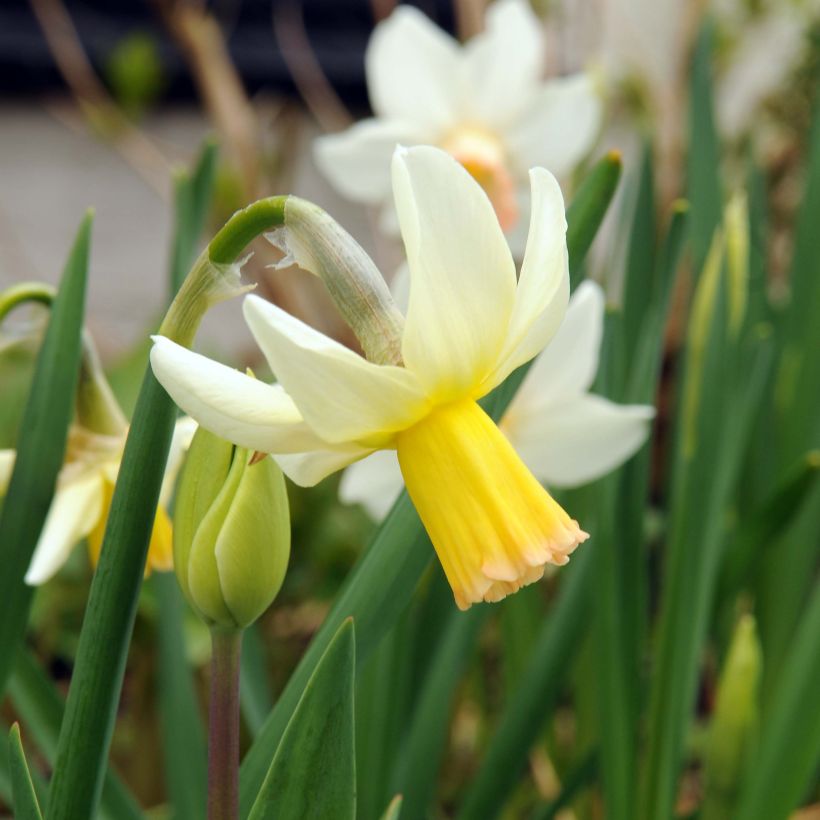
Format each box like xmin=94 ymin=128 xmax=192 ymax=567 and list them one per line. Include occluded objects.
xmin=453 ymin=0 xmax=486 ymax=40
xmin=28 ymin=0 xmax=171 ymax=195
xmin=157 ymin=0 xmax=261 ymax=199
xmin=369 ymin=0 xmax=397 ymax=23
xmin=272 ymin=0 xmax=354 ymax=132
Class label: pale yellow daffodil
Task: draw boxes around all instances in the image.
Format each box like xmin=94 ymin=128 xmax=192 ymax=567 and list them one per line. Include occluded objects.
xmin=150 ymin=145 xmax=588 ymax=610
xmin=0 ymin=417 xmax=196 ymax=585
xmin=340 ymin=280 xmax=655 ymax=520
xmin=315 ymin=0 xmax=601 ymax=235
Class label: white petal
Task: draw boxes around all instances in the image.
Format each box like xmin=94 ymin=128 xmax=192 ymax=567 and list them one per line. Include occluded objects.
xmin=159 ymin=416 xmax=198 ymax=507
xmin=464 ymin=0 xmax=544 ymax=127
xmin=514 ymin=280 xmax=605 ymax=411
xmin=390 ymin=261 xmax=410 ymax=315
xmin=482 ymin=167 xmax=569 ymax=391
xmin=274 ymin=445 xmax=372 ymax=488
xmin=339 ymin=449 xmax=404 ymax=521
xmin=313 ymin=119 xmax=428 ymax=204
xmin=366 ymin=6 xmax=463 ymax=132
xmin=150 ymin=337 xmax=331 ymax=454
xmin=511 ymin=394 xmax=654 ymax=488
xmin=243 ymin=296 xmax=429 ymax=444
xmin=507 ymin=73 xmax=602 ymax=178
xmin=0 ymin=449 xmax=15 ymax=494
xmin=392 ymin=145 xmax=516 ymax=398
xmin=26 ymin=471 xmax=104 ymax=585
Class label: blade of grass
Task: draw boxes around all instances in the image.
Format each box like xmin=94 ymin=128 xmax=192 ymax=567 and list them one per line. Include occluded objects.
xmin=238 ymin=155 xmax=621 ymax=815
xmin=8 ymin=724 xmax=42 ymax=820
xmin=7 ymin=650 xmax=143 ymax=820
xmin=532 ymin=750 xmax=597 ymax=820
xmin=0 ymin=214 xmax=91 ymax=695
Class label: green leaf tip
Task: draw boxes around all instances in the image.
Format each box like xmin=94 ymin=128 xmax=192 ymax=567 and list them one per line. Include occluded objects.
xmin=9 ymin=722 xmax=44 ymax=820
xmin=248 ymin=618 xmax=356 ymax=820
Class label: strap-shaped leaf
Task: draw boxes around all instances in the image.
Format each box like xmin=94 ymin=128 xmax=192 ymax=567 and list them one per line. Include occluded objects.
xmin=0 ymin=213 xmax=91 ymax=695
xmin=8 ymin=724 xmax=43 ymax=820
xmin=248 ymin=619 xmax=356 ymax=819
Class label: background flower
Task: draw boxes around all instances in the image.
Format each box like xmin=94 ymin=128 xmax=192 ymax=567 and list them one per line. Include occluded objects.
xmin=314 ymin=0 xmax=601 ymax=237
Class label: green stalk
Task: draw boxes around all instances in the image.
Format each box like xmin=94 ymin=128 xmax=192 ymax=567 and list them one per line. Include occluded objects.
xmin=47 ymin=198 xmax=288 ymax=820
xmin=208 ymin=629 xmax=243 ymax=820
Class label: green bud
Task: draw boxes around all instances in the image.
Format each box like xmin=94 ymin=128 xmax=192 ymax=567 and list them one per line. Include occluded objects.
xmin=701 ymin=614 xmax=762 ymax=820
xmin=174 ymin=426 xmax=290 ymax=629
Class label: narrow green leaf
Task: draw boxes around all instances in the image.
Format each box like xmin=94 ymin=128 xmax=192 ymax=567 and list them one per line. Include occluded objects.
xmin=736 ymin=582 xmax=820 ymax=820
xmin=154 ymin=573 xmax=208 ymax=819
xmin=7 ymin=650 xmax=143 ymax=820
xmin=687 ymin=20 xmax=723 ymax=273
xmin=390 ymin=607 xmax=488 ymax=818
xmin=248 ymin=619 xmax=356 ymax=820
xmin=240 ymin=623 xmax=274 ymax=738
xmin=568 ymin=150 xmax=623 ymax=289
xmin=8 ymin=724 xmax=43 ymax=820
xmin=238 ymin=158 xmax=620 ymax=813
xmin=457 ymin=548 xmax=594 ymax=820
xmin=639 ymin=268 xmax=776 ymax=820
xmin=169 ymin=140 xmax=218 ymax=296
xmin=0 ymin=213 xmax=91 ymax=695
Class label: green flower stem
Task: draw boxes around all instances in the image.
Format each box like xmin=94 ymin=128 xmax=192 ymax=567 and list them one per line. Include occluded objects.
xmin=208 ymin=628 xmax=243 ymax=820
xmin=0 ymin=282 xmax=126 ymax=435
xmin=208 ymin=197 xmax=288 ymax=265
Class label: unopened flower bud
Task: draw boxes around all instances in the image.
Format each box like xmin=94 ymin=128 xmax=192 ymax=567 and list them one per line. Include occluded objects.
xmin=174 ymin=426 xmax=290 ymax=629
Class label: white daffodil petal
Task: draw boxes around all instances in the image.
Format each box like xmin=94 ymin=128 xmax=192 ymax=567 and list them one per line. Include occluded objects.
xmin=25 ymin=471 xmax=104 ymax=585
xmin=507 ymin=73 xmax=602 ymax=178
xmin=367 ymin=6 xmax=463 ymax=132
xmin=150 ymin=337 xmax=330 ymax=454
xmin=159 ymin=416 xmax=198 ymax=507
xmin=390 ymin=261 xmax=411 ymax=315
xmin=339 ymin=449 xmax=404 ymax=521
xmin=515 ymin=281 xmax=605 ymax=411
xmin=274 ymin=444 xmax=373 ymax=488
xmin=314 ymin=119 xmax=429 ymax=204
xmin=464 ymin=0 xmax=544 ymax=127
xmin=483 ymin=168 xmax=568 ymax=391
xmin=512 ymin=394 xmax=654 ymax=488
xmin=0 ymin=449 xmax=15 ymax=494
xmin=392 ymin=146 xmax=516 ymax=398
xmin=243 ymin=296 xmax=429 ymax=445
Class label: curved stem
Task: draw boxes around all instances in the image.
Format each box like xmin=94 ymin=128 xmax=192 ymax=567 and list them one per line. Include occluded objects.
xmin=208 ymin=628 xmax=243 ymax=820
xmin=208 ymin=197 xmax=288 ymax=265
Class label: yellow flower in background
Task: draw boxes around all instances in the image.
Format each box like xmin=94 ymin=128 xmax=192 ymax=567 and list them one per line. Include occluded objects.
xmin=0 ymin=417 xmax=195 ymax=585
xmin=315 ymin=0 xmax=601 ymax=235
xmin=341 ymin=281 xmax=655 ymax=520
xmin=151 ymin=145 xmax=587 ymax=610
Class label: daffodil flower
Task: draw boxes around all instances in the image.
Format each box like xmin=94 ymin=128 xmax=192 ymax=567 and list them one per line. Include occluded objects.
xmin=0 ymin=417 xmax=196 ymax=585
xmin=150 ymin=145 xmax=589 ymax=610
xmin=340 ymin=280 xmax=655 ymax=520
xmin=315 ymin=0 xmax=601 ymax=235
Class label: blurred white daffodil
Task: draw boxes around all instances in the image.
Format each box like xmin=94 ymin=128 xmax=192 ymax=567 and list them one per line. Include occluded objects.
xmin=151 ymin=145 xmax=588 ymax=610
xmin=0 ymin=417 xmax=196 ymax=585
xmin=340 ymin=280 xmax=655 ymax=520
xmin=315 ymin=0 xmax=601 ymax=234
